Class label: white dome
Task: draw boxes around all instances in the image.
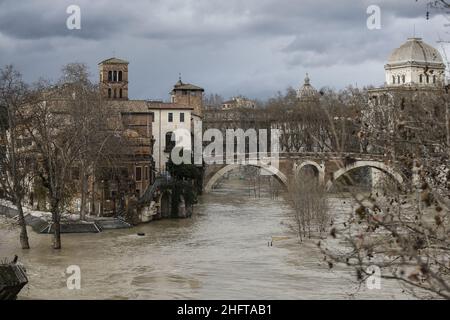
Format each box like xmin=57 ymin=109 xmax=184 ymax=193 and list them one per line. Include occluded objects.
xmin=387 ymin=38 xmax=444 ymax=66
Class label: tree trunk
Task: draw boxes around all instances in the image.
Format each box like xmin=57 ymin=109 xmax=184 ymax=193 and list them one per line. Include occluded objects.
xmin=16 ymin=202 xmax=30 ymax=249
xmin=51 ymin=204 xmax=61 ymax=249
xmin=80 ymin=163 xmax=88 ymax=221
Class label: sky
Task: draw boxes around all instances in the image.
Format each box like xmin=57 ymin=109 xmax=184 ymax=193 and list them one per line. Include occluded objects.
xmin=0 ymin=0 xmax=449 ymax=101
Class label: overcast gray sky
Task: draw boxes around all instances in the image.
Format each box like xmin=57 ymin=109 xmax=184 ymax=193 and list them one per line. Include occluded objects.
xmin=0 ymin=0 xmax=448 ymax=100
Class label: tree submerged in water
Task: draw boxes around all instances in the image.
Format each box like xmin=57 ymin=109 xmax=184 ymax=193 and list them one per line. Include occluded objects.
xmin=164 ymin=150 xmax=204 ymax=217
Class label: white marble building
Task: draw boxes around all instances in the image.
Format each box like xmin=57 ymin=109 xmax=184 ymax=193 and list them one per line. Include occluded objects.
xmin=384 ymin=37 xmax=446 ymax=87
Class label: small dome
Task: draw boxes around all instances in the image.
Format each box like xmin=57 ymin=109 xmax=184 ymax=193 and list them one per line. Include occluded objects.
xmin=387 ymin=38 xmax=444 ymax=66
xmin=297 ymin=73 xmax=319 ymax=102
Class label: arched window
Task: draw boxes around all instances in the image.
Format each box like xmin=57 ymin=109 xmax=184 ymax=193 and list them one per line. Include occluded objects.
xmin=392 ymin=76 xmax=395 ymax=84
xmin=402 ymin=75 xmax=405 ymax=83
xmin=433 ymin=75 xmax=437 ymax=84
xmin=118 ymin=71 xmax=123 ymax=82
xmin=119 ymin=89 xmax=123 ymax=99
xmin=426 ymin=75 xmax=430 ymax=83
xmin=108 ymin=71 xmax=112 ymax=82
xmin=113 ymin=88 xmax=117 ymax=98
xmin=397 ymin=75 xmax=400 ymax=84
xmin=113 ymin=71 xmax=117 ymax=82
xmin=108 ymin=88 xmax=111 ymax=98
xmin=420 ymin=74 xmax=423 ymax=83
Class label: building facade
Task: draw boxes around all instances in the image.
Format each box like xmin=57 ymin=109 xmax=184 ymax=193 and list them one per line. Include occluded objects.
xmin=99 ymin=58 xmax=203 ymax=175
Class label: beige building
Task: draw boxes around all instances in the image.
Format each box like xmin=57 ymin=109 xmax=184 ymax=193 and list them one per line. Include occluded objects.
xmin=221 ymin=96 xmax=256 ymax=110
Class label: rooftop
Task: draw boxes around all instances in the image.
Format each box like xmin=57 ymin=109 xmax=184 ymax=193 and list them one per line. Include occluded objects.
xmin=172 ymin=79 xmax=204 ymax=92
xmin=108 ymin=100 xmax=194 ymax=112
xmin=98 ymin=57 xmax=129 ymax=65
xmin=386 ymin=38 xmax=445 ymax=67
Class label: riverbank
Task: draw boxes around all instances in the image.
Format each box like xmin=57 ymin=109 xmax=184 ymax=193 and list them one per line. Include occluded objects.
xmin=0 ymin=200 xmax=131 ymax=233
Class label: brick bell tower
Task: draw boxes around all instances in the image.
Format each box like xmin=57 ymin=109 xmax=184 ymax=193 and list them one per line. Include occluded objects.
xmin=98 ymin=57 xmax=129 ymax=100
xmin=170 ymin=76 xmax=204 ymax=117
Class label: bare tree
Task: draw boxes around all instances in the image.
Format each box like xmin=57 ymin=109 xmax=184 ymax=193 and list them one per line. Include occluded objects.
xmin=322 ymin=88 xmax=450 ymax=299
xmin=60 ymin=63 xmax=120 ymax=220
xmin=288 ymin=171 xmax=329 ymax=242
xmin=23 ymin=80 xmax=83 ymax=249
xmin=0 ymin=65 xmax=31 ymax=249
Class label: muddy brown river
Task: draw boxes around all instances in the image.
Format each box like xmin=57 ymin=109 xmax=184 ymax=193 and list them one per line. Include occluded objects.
xmin=0 ymin=179 xmax=410 ymax=299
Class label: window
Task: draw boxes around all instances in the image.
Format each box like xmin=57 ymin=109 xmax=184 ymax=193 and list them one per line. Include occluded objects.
xmin=420 ymin=74 xmax=423 ymax=83
xmin=180 ymin=112 xmax=185 ymax=122
xmin=114 ymin=89 xmax=117 ymax=98
xmin=119 ymin=89 xmax=123 ymax=99
xmin=108 ymin=88 xmax=112 ymax=98
xmin=165 ymin=132 xmax=175 ymax=152
xmin=433 ymin=75 xmax=437 ymax=84
xmin=113 ymin=71 xmax=117 ymax=82
xmin=392 ymin=76 xmax=395 ymax=84
xmin=402 ymin=75 xmax=405 ymax=83
xmin=168 ymin=112 xmax=173 ymax=122
xmin=135 ymin=167 xmax=142 ymax=182
xmin=397 ymin=75 xmax=400 ymax=84
xmin=426 ymin=75 xmax=430 ymax=83
xmin=108 ymin=71 xmax=112 ymax=81
xmin=119 ymin=71 xmax=123 ymax=82
xmin=144 ymin=166 xmax=149 ymax=180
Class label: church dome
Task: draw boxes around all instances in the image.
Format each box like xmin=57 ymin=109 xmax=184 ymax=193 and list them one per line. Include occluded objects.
xmin=297 ymin=73 xmax=319 ymax=102
xmin=386 ymin=38 xmax=444 ymax=66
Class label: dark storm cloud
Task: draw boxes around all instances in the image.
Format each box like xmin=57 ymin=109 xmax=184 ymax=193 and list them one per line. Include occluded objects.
xmin=0 ymin=0 xmax=446 ymax=99
xmin=0 ymin=0 xmax=133 ymax=40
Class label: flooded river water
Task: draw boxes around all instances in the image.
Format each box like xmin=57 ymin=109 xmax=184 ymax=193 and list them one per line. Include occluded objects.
xmin=0 ymin=179 xmax=409 ymax=299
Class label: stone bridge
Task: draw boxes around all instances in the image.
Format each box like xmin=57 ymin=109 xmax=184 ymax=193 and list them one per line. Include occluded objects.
xmin=203 ymin=152 xmax=405 ymax=193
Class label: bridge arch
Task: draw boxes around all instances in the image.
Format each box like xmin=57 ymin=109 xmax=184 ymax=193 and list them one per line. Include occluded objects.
xmin=325 ymin=160 xmax=403 ymax=191
xmin=295 ymin=160 xmax=325 ymax=185
xmin=204 ymin=164 xmax=288 ymax=193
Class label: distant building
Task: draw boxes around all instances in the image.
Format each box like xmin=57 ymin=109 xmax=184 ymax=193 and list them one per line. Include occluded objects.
xmin=363 ymin=37 xmax=447 ymax=180
xmin=384 ymin=37 xmax=446 ymax=87
xmin=368 ymin=37 xmax=446 ymax=105
xmin=297 ymin=73 xmax=320 ymax=103
xmin=221 ymin=96 xmax=256 ymax=110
